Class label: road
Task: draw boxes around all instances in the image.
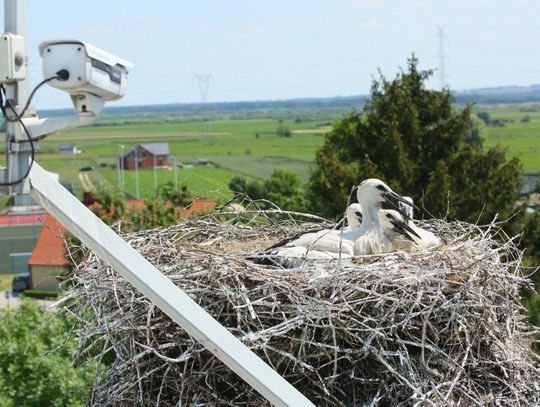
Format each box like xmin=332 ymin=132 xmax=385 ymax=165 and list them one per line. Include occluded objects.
xmin=0 ymin=289 xmax=55 ymax=311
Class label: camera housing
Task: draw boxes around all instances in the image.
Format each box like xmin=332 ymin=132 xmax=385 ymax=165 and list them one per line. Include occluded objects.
xmin=39 ymin=40 xmax=133 ymax=114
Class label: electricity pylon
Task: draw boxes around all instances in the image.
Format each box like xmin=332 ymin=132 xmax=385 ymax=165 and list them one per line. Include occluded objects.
xmin=193 ymin=74 xmax=214 ymax=133
xmin=436 ymin=26 xmax=448 ymax=90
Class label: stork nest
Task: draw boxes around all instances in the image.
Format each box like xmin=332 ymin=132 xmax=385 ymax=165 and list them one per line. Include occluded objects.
xmin=60 ymin=206 xmax=540 ymax=407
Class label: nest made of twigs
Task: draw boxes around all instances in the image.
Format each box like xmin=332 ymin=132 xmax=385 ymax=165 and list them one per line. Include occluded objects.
xmin=60 ymin=207 xmax=540 ymax=407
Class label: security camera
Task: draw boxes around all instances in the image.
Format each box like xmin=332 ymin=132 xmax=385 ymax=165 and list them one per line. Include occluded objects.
xmin=39 ymin=40 xmax=133 ymax=115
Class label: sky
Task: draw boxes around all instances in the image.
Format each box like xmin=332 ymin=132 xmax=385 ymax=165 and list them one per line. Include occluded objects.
xmin=2 ymin=0 xmax=539 ymax=109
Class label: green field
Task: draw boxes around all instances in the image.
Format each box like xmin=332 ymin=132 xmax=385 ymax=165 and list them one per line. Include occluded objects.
xmin=1 ymin=104 xmax=539 ymax=207
xmin=1 ymin=116 xmax=330 ymax=201
xmin=99 ymin=166 xmax=241 ymax=201
xmin=479 ymin=104 xmax=540 ymax=172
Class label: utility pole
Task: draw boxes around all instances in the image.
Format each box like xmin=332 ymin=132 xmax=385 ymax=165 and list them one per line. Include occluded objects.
xmin=153 ymin=154 xmax=157 ymax=192
xmin=120 ymin=145 xmax=125 ymax=191
xmin=116 ymin=144 xmax=122 ymax=189
xmin=4 ymin=0 xmax=29 ymax=200
xmin=173 ymin=156 xmax=178 ymax=189
xmin=436 ymin=26 xmax=448 ymax=90
xmin=135 ymin=147 xmax=140 ymax=199
xmin=194 ymin=74 xmax=214 ymax=133
xmin=117 ymin=144 xmax=126 ymax=193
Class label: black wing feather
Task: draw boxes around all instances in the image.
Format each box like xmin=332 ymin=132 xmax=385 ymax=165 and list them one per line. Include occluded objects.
xmin=387 ymin=214 xmax=421 ymax=241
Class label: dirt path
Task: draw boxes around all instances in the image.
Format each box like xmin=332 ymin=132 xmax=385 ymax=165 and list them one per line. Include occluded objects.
xmin=78 ymin=172 xmax=95 ymax=192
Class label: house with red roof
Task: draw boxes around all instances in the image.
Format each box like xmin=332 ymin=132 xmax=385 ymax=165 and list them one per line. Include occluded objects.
xmin=27 ymin=215 xmax=69 ymax=291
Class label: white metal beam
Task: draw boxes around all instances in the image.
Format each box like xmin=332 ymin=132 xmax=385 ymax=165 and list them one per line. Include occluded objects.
xmin=21 ymin=115 xmax=96 ymax=140
xmin=29 ymin=162 xmax=314 ymax=407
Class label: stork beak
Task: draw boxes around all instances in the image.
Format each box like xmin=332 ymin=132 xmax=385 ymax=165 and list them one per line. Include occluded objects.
xmin=384 ymin=191 xmax=419 ymax=220
xmin=349 ymin=186 xmax=359 ymax=204
xmin=385 ymin=191 xmax=419 ymax=210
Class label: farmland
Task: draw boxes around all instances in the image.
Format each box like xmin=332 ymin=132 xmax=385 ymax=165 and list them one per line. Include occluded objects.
xmin=479 ymin=104 xmax=540 ymax=173
xmin=0 ymin=103 xmax=539 ymax=205
xmin=2 ymin=114 xmax=332 ymax=202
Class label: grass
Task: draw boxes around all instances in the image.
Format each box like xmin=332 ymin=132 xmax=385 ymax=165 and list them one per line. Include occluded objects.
xmin=1 ymin=116 xmax=327 ymax=201
xmin=479 ymin=104 xmax=540 ymax=172
xmin=210 ymin=154 xmax=314 ymax=180
xmin=99 ymin=166 xmax=238 ymax=201
xmin=21 ymin=290 xmax=59 ymax=299
xmin=0 ymin=274 xmax=15 ymax=291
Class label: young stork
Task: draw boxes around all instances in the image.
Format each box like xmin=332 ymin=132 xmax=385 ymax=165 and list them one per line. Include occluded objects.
xmin=349 ymin=179 xmax=417 ymax=255
xmin=268 ymin=203 xmax=364 ymax=257
xmin=261 ymin=202 xmax=365 ymax=267
xmin=271 ymin=179 xmax=415 ymax=257
xmin=398 ymin=196 xmax=415 ymax=220
xmin=334 ymin=203 xmax=363 ymax=231
xmin=378 ymin=209 xmax=421 ymax=252
xmin=258 ymin=179 xmax=415 ymax=265
xmin=397 ymin=196 xmax=440 ymax=249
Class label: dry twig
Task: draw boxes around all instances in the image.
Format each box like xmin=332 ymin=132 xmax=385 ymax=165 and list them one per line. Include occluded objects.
xmin=60 ymin=208 xmax=540 ymax=406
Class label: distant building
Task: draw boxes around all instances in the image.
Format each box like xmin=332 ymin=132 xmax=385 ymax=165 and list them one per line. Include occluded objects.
xmin=122 ymin=143 xmax=169 ymax=170
xmin=58 ymin=143 xmax=80 ymax=154
xmin=28 ymin=215 xmax=69 ymax=292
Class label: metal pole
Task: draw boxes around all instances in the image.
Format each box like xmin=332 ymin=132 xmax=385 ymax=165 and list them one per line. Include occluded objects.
xmin=4 ymin=0 xmax=30 ymax=195
xmin=153 ymin=154 xmax=157 ymax=192
xmin=4 ymin=0 xmax=27 ymax=103
xmin=135 ymin=146 xmax=139 ymax=199
xmin=116 ymin=145 xmax=121 ymax=189
xmin=28 ymin=162 xmax=314 ymax=407
xmin=121 ymin=145 xmax=125 ymax=191
xmin=173 ymin=156 xmax=178 ymax=189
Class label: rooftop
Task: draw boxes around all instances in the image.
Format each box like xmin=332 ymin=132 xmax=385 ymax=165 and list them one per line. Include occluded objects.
xmin=28 ymin=215 xmax=69 ymax=267
xmin=124 ymin=143 xmax=170 ymax=157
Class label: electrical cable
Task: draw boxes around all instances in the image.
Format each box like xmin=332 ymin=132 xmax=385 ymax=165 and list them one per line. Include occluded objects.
xmin=0 ymin=103 xmax=35 ymax=186
xmin=2 ymin=73 xmax=62 ymax=123
xmin=0 ymin=70 xmax=68 ymax=186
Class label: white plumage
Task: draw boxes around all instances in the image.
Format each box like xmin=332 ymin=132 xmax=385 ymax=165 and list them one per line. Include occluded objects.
xmin=258 ymin=179 xmax=437 ymax=267
xmin=347 ymin=179 xmax=416 ymax=255
xmin=343 ymin=203 xmax=363 ymax=230
xmin=397 ymin=196 xmax=441 ymax=249
xmin=266 ymin=202 xmax=366 ymax=266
